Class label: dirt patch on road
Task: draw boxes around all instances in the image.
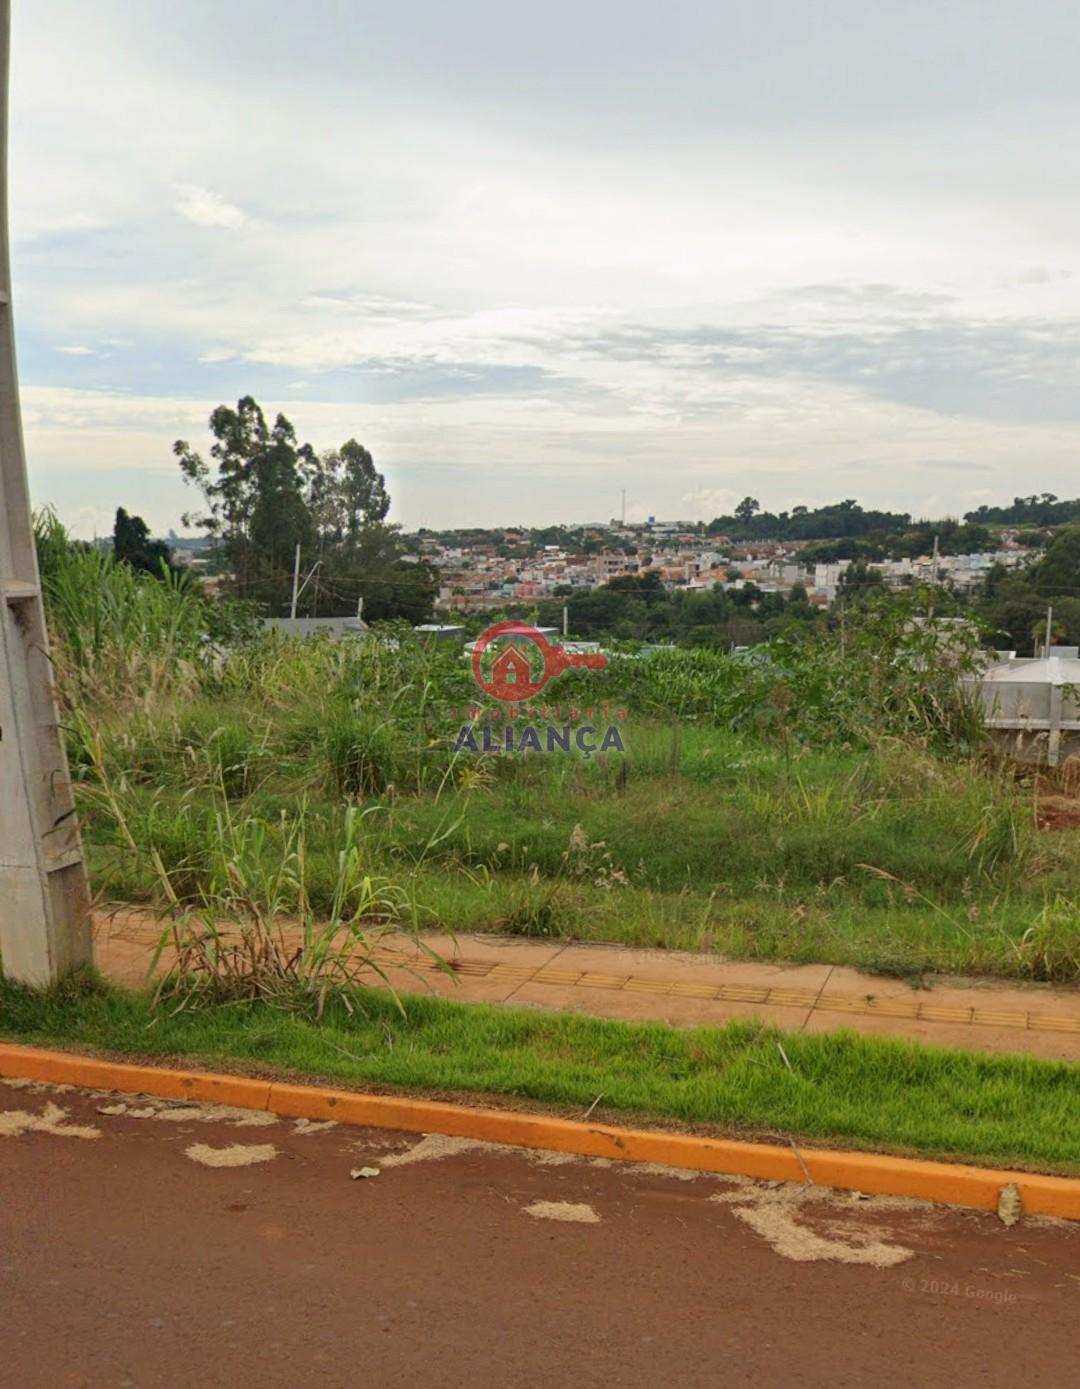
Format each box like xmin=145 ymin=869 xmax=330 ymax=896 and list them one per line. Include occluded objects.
xmin=377 ymin=1134 xmax=485 ymax=1167
xmin=524 ymin=1201 xmax=600 ymax=1224
xmin=185 ymin=1142 xmax=278 ymax=1168
xmin=97 ymin=1097 xmax=278 ymax=1128
xmin=0 ymin=1101 xmax=101 ymax=1141
xmin=711 ymin=1185 xmax=921 ymax=1266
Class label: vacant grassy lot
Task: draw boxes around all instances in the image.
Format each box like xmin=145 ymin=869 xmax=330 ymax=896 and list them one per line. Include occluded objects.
xmin=76 ymin=654 xmax=1080 ymax=983
xmin=38 ymin=517 xmax=1080 ymax=985
xmin=4 ymin=972 xmax=1079 ymax=1173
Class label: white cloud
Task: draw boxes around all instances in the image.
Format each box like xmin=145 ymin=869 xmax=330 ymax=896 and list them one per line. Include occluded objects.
xmin=12 ymin=2 xmax=1080 ymax=532
xmin=173 ymin=184 xmax=246 ymax=230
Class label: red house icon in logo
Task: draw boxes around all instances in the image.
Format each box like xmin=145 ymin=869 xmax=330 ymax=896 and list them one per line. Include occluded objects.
xmin=490 ymin=644 xmax=533 ymax=689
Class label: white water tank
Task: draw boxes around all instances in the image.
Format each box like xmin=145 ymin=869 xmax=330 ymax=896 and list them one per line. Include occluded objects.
xmin=966 ymin=655 xmax=1080 ymax=766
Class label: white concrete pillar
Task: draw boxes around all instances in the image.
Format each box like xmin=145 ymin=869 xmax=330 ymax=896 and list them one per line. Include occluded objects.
xmin=0 ymin=1 xmax=92 ymax=984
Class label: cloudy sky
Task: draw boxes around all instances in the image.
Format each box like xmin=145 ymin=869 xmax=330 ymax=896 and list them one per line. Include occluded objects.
xmin=10 ymin=1 xmax=1080 ymax=535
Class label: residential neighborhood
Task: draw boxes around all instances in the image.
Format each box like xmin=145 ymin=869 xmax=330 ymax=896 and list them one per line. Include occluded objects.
xmin=410 ymin=518 xmax=1029 ymax=611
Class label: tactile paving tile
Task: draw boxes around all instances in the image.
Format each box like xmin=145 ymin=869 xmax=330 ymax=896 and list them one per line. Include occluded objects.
xmin=372 ymin=951 xmax=1080 ymax=1041
xmin=1035 ymin=1015 xmax=1080 ymax=1033
xmin=767 ymin=989 xmax=818 ymax=1008
xmin=970 ymin=1009 xmax=1028 ymax=1029
xmin=816 ymin=996 xmax=868 ymax=1015
xmin=669 ymin=982 xmax=722 ymax=1000
xmin=622 ymin=978 xmax=678 ymax=994
xmin=865 ymin=999 xmax=921 ymax=1018
xmin=531 ymin=968 xmax=585 ymax=985
xmin=487 ymin=963 xmax=537 ymax=980
xmin=919 ymin=1005 xmax=974 ymax=1024
xmin=718 ymin=985 xmax=770 ymax=1003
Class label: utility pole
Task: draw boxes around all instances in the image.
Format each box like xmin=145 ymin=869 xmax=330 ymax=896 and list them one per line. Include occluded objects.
xmin=292 ymin=559 xmax=321 ymax=616
xmin=0 ymin=1 xmax=92 ymax=983
xmin=289 ymin=542 xmax=301 ymax=619
xmin=1045 ymin=604 xmax=1054 ymax=658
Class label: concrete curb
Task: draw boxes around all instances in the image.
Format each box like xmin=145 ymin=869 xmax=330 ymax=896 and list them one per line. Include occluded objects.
xmin=2 ymin=1041 xmax=1078 ymax=1221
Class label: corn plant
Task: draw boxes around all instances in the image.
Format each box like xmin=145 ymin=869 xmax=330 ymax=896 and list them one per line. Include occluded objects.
xmin=35 ymin=510 xmax=210 ymax=709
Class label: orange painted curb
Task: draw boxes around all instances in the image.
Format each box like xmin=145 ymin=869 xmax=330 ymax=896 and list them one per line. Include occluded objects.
xmin=2 ymin=1041 xmax=1078 ymax=1221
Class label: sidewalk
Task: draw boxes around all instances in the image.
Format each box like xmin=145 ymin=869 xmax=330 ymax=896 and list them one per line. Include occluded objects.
xmin=94 ymin=911 xmax=1080 ymax=1063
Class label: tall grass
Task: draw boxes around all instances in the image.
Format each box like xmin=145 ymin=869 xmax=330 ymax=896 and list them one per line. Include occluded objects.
xmin=81 ymin=730 xmax=432 ymax=1013
xmin=36 ymin=510 xmax=210 ymax=708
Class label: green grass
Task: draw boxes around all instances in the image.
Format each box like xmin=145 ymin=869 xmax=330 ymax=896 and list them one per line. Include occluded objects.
xmin=2 ymin=972 xmax=1079 ymax=1175
xmin=78 ymin=713 xmax=1080 ymax=982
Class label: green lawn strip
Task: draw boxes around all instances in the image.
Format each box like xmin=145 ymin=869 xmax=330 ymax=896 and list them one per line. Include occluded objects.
xmin=2 ymin=974 xmax=1078 ymax=1175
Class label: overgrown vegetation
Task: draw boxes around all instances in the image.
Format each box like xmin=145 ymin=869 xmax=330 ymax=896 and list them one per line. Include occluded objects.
xmin=3 ymin=972 xmax=1079 ymax=1173
xmin=36 ymin=510 xmax=213 ymax=708
xmin=32 ymin=514 xmax=1080 ymax=988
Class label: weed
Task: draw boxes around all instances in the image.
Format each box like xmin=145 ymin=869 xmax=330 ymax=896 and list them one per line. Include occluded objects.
xmin=1013 ymin=897 xmax=1080 ymax=983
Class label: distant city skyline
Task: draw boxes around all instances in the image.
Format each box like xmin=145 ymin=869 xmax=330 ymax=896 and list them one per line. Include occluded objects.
xmin=13 ymin=2 xmax=1080 ymax=538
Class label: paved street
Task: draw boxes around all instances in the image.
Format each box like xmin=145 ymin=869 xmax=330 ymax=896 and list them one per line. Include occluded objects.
xmin=1 ymin=1079 xmax=1077 ymax=1388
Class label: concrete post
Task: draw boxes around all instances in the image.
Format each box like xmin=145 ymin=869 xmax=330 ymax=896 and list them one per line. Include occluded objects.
xmin=1048 ymin=681 xmax=1063 ymax=768
xmin=0 ymin=0 xmax=92 ymax=984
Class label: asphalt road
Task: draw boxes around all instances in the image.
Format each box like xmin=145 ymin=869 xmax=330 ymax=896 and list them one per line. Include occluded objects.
xmin=1 ymin=1079 xmax=1077 ymax=1388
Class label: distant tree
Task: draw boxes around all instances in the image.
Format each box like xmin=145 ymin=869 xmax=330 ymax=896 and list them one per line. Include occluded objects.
xmin=1027 ymin=524 xmax=1080 ymax=597
xmin=800 ymin=537 xmax=885 ymax=564
xmin=112 ymin=508 xmax=173 ymax=576
xmin=1030 ymin=613 xmax=1068 ymax=649
xmin=965 ymin=493 xmax=1080 ymax=527
xmin=838 ymin=561 xmax=886 ymax=596
xmin=305 ymin=439 xmax=391 ymax=548
xmin=706 ymin=497 xmax=911 ymax=542
xmin=175 ymin=396 xmax=314 ymax=602
xmin=174 ymin=396 xmax=423 ymax=618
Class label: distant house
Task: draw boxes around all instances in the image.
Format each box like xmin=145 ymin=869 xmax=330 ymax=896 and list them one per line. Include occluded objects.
xmin=414 ymin=624 xmax=467 ymax=644
xmin=262 ymin=617 xmax=368 ymax=639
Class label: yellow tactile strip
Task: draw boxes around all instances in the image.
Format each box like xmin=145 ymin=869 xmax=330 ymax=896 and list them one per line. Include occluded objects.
xmin=382 ymin=951 xmax=1080 ymax=1037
